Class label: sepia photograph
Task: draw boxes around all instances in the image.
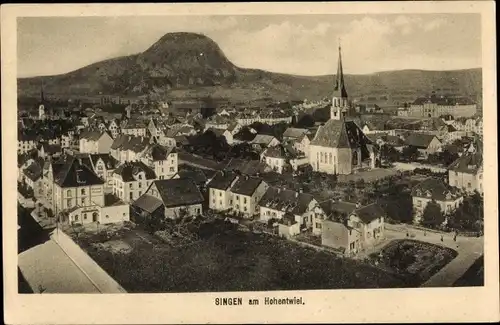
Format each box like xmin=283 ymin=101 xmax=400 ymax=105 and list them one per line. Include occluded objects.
xmin=2 ymin=2 xmax=498 ymax=324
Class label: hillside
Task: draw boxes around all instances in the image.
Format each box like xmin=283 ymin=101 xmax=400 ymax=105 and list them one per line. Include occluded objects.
xmin=17 ymin=32 xmax=482 ymax=103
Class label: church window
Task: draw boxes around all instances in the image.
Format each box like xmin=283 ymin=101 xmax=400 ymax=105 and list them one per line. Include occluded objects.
xmin=352 ymin=151 xmax=358 ymax=166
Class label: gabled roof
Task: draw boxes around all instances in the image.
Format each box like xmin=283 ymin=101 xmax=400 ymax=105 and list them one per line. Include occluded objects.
xmin=89 ymin=153 xmax=120 ymax=169
xmin=318 ymin=200 xmax=357 ymax=222
xmin=153 ymin=178 xmax=204 ymax=208
xmin=177 ymin=168 xmax=208 ymax=186
xmin=353 ymin=203 xmax=385 ymax=224
xmin=122 ymin=119 xmax=147 ymax=129
xmin=53 ymin=156 xmax=105 ymax=188
xmin=258 ymin=187 xmax=314 ymax=215
xmin=283 ymin=127 xmax=309 ymax=139
xmin=448 ymin=152 xmax=482 ymax=174
xmin=229 ymin=176 xmax=264 ymax=196
xmin=132 ymin=194 xmax=164 ymax=213
xmin=250 ymin=134 xmax=278 ymax=146
xmin=80 ymin=130 xmax=107 ymax=141
xmin=223 ymin=158 xmax=269 ymax=175
xmin=146 ymin=144 xmax=175 ymax=161
xmin=23 ymin=161 xmax=44 ymax=181
xmin=411 ymin=178 xmax=462 ymax=201
xmin=113 ymin=161 xmax=156 ymax=182
xmin=310 ymin=119 xmax=369 ymax=148
xmin=404 ymin=133 xmax=438 ymax=149
xmin=206 ymin=171 xmax=238 ymax=190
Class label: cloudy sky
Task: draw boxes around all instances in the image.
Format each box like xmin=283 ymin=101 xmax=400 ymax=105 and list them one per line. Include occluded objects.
xmin=17 ymin=14 xmax=481 ymax=78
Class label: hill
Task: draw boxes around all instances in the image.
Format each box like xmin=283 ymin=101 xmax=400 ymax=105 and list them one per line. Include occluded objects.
xmin=17 ymin=32 xmax=482 ymax=103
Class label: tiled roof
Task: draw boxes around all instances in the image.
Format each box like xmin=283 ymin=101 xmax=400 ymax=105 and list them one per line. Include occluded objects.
xmin=310 ymin=119 xmax=369 ymax=148
xmin=318 ymin=200 xmax=357 ymax=221
xmin=250 ymin=134 xmax=277 ymax=146
xmin=80 ymin=130 xmax=105 ymax=141
xmin=113 ymin=161 xmax=156 ymax=182
xmin=230 ymin=176 xmax=264 ymax=196
xmin=132 ymin=194 xmax=164 ymax=213
xmin=23 ymin=161 xmax=43 ymax=182
xmin=147 ymin=144 xmax=175 ymax=161
xmin=153 ymin=178 xmax=204 ymax=208
xmin=223 ymin=159 xmax=269 ymax=175
xmin=104 ymin=193 xmax=125 ymax=207
xmin=283 ymin=127 xmax=309 ymax=139
xmin=53 ymin=157 xmax=105 ymax=188
xmin=89 ymin=153 xmax=120 ymax=169
xmin=177 ymin=168 xmax=208 ymax=186
xmin=123 ymin=119 xmax=147 ymax=129
xmin=404 ymin=133 xmax=438 ymax=149
xmin=258 ymin=187 xmax=314 ymax=215
xmin=411 ymin=178 xmax=462 ymax=201
xmin=353 ymin=203 xmax=385 ymax=224
xmin=448 ymin=152 xmax=482 ymax=174
xmin=207 ymin=171 xmax=238 ymax=190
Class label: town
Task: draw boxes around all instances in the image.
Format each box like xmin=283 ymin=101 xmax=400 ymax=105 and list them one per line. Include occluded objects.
xmin=17 ymin=44 xmax=484 ymax=293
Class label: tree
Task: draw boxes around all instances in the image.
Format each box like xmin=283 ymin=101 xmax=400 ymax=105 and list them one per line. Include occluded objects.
xmin=401 ymin=146 xmax=419 ymax=162
xmin=380 ymin=144 xmax=400 ymax=163
xmin=421 ymin=200 xmax=445 ymax=228
xmin=295 ymin=114 xmax=315 ymax=128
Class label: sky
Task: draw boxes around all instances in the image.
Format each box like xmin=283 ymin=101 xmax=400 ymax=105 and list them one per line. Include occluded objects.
xmin=17 ymin=14 xmax=481 ymax=78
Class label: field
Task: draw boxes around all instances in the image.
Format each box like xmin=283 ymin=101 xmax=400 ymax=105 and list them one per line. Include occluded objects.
xmin=370 ymin=239 xmax=458 ymax=286
xmin=69 ymin=221 xmax=410 ymax=292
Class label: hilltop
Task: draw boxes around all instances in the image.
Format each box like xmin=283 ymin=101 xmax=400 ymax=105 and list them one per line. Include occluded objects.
xmin=17 ymin=32 xmax=482 ymax=103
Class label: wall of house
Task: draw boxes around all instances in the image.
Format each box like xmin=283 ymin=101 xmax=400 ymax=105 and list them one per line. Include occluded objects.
xmin=449 ymin=170 xmax=482 ymax=193
xmin=101 ymin=204 xmax=130 ymax=224
xmin=54 ymin=184 xmax=105 ymax=214
xmin=209 ymin=188 xmax=232 ymax=211
xmin=153 ymin=153 xmax=178 ymax=180
xmin=265 ymin=156 xmax=285 ymax=173
xmin=278 ymin=222 xmax=300 ymax=238
xmin=259 ymin=207 xmax=285 ymax=222
xmin=321 ymin=220 xmax=349 ymax=252
xmin=165 ymin=204 xmax=202 ymax=219
xmin=412 ymin=195 xmax=463 ymax=216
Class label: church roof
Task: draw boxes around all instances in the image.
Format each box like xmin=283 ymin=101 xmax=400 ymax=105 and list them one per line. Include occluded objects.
xmin=310 ymin=119 xmax=368 ymax=148
xmin=332 ymin=45 xmax=348 ymax=99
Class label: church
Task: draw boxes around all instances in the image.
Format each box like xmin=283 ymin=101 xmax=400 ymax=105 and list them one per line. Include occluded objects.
xmin=309 ymin=45 xmax=376 ymax=175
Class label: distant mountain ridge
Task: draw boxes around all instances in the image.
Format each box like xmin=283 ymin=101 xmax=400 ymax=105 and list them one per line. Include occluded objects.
xmin=17 ymin=32 xmax=482 ymax=103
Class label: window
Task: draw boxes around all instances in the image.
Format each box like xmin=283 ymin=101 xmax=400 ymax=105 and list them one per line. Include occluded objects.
xmin=219 ymin=192 xmax=222 ymax=197
xmin=139 ymin=182 xmax=142 ymax=188
xmin=320 ymin=152 xmax=324 ymax=163
xmin=138 ymin=191 xmax=142 ymax=197
xmin=161 ymin=168 xmax=164 ymax=173
xmin=236 ymin=195 xmax=239 ymax=200
xmin=315 ymin=222 xmax=322 ymax=229
xmin=219 ymin=201 xmax=222 ymax=206
xmin=74 ymin=215 xmax=79 ymax=221
xmin=329 ymin=153 xmax=332 ymax=164
xmin=196 ymin=208 xmax=200 ymax=215
xmin=171 ymin=160 xmax=174 ymax=165
xmin=130 ymin=183 xmax=133 ymax=189
xmin=244 ymin=197 xmax=247 ymax=204
xmin=138 ymin=174 xmax=142 ymax=180
xmin=67 ymin=190 xmax=72 ymax=197
xmin=244 ymin=207 xmax=247 ymax=212
xmin=67 ymin=199 xmax=72 ymax=207
xmin=170 ymin=167 xmax=175 ymax=172
xmin=467 ymin=182 xmax=471 ymax=188
xmin=349 ymin=229 xmax=352 ymax=236
xmin=81 ymin=198 xmax=85 ymax=205
xmin=129 ymin=192 xmax=133 ymax=200
xmin=83 ymin=213 xmax=87 ymax=220
xmin=416 ymin=200 xmax=422 ymax=207
xmin=123 ymin=213 xmax=126 ymax=217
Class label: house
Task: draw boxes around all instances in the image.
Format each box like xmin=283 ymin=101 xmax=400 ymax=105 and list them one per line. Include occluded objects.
xmin=361 ymin=121 xmax=387 ymax=134
xmin=261 ymin=145 xmax=292 ymax=174
xmin=110 ymin=134 xmax=153 ymax=163
xmin=18 ymin=133 xmax=37 ymax=154
xmin=404 ymin=133 xmax=442 ymax=158
xmin=61 ymin=134 xmax=75 ymax=149
xmin=411 ymin=178 xmax=464 ymax=223
xmin=75 ymin=153 xmax=120 ymax=193
xmin=37 ymin=143 xmax=62 ymax=159
xmin=175 ymin=167 xmax=211 ymax=190
xmin=22 ymin=158 xmax=45 ymax=199
xmin=112 ymin=161 xmax=157 ymax=203
xmin=79 ymin=130 xmax=114 ymax=154
xmin=316 ymin=201 xmax=386 ymax=256
xmin=207 ymin=128 xmax=234 ymax=145
xmin=63 ymin=193 xmax=130 ymax=225
xmin=258 ymin=187 xmax=317 ymax=229
xmin=227 ymin=176 xmax=269 ymax=217
xmin=141 ymin=144 xmax=178 ymax=180
xmin=121 ymin=119 xmax=148 ymax=137
xmin=282 ymin=128 xmax=311 ymax=156
xmin=278 ymin=213 xmax=301 ymax=238
xmin=250 ymin=134 xmax=280 ymax=150
xmin=107 ymin=119 xmax=120 ymax=138
xmin=222 ymin=158 xmax=271 ymax=176
xmin=204 ymin=115 xmax=230 ymax=130
xmin=51 ymin=156 xmax=106 ymax=215
xmin=133 ymin=178 xmax=204 ymax=219
xmin=227 ymin=121 xmax=242 ymax=136
xmin=448 ymin=152 xmax=483 ymax=194
xmin=207 ymin=171 xmax=239 ymax=212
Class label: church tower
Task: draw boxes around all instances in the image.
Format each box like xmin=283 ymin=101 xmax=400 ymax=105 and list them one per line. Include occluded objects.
xmin=330 ymin=43 xmax=349 ymax=120
xmin=39 ymin=81 xmax=46 ymax=120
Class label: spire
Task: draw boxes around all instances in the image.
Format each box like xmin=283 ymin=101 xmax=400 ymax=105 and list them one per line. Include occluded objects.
xmin=333 ymin=41 xmax=348 ymax=99
xmin=40 ymin=80 xmax=45 ymax=103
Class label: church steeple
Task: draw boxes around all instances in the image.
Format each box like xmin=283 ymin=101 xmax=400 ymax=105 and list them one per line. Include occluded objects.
xmin=331 ymin=41 xmax=349 ymax=120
